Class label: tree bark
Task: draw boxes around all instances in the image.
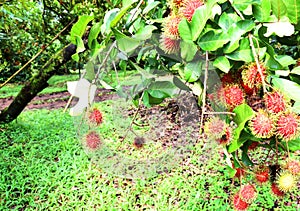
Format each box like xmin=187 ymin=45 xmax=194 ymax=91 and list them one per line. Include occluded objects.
xmin=0 ymin=44 xmax=76 ymax=124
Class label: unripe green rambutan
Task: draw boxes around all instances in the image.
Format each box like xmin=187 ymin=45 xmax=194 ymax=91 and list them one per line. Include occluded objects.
xmin=276 ymin=171 xmax=296 ymax=192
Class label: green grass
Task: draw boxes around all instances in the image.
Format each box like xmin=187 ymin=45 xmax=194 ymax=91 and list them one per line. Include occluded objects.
xmin=1 ymin=103 xmax=299 ymax=210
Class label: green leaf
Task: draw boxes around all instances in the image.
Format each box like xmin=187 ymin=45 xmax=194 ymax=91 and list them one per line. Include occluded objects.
xmin=253 ymin=0 xmax=272 ymax=22
xmin=101 ymin=8 xmax=120 ymax=34
xmin=84 ymin=61 xmax=95 ymax=81
xmin=88 ymin=22 xmax=102 ymax=49
xmin=148 ymin=81 xmax=178 ymax=97
xmin=134 ymin=25 xmax=157 ymax=40
xmin=286 ymin=138 xmax=300 ymax=151
xmin=213 ymin=56 xmax=231 ymax=73
xmin=123 ymin=0 xmax=137 ymax=7
xmin=224 ymin=20 xmax=255 ymax=53
xmin=71 ymin=36 xmax=86 ymax=62
xmin=198 ymin=30 xmax=229 ymax=51
xmin=275 ymin=55 xmax=296 ymax=68
xmin=183 ymin=60 xmax=203 ymax=82
xmin=242 ymin=150 xmax=254 ymax=166
xmin=173 ymin=76 xmax=191 ymax=91
xmin=112 ymin=28 xmax=141 ymax=53
xmin=110 ymin=3 xmax=134 ymax=28
xmin=292 ymin=101 xmax=300 ymax=114
xmin=285 ymin=0 xmax=300 ymax=24
xmin=232 ymin=0 xmax=257 ymax=12
xmin=228 ymin=104 xmax=254 ymax=153
xmin=180 ymin=41 xmax=198 ymax=62
xmin=218 ymin=13 xmax=241 ymax=31
xmin=142 ymin=91 xmax=151 ymax=107
xmin=143 ymin=1 xmax=160 ymax=14
xmin=178 ymin=4 xmax=213 ymax=41
xmin=271 ymin=0 xmax=287 ymax=20
xmin=272 ymin=77 xmax=300 ymax=101
xmin=70 ymin=15 xmax=94 ymax=44
xmin=291 ymin=66 xmax=300 ymax=75
xmin=226 ymin=47 xmax=266 ymax=63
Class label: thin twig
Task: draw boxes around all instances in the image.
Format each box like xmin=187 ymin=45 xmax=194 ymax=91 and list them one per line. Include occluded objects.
xmin=200 ymin=51 xmax=209 ymax=132
xmin=204 ymin=111 xmax=236 ymax=116
xmin=0 ymin=19 xmax=75 ymax=89
xmin=248 ymin=34 xmax=267 ymax=93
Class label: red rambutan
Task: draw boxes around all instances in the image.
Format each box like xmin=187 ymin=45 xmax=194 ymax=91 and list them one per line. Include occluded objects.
xmin=239 ymin=184 xmax=257 ymax=203
xmin=248 ymin=141 xmax=259 ymax=151
xmin=204 ymin=117 xmax=226 ymax=140
xmin=276 ymin=112 xmax=300 ymax=141
xmin=264 ymin=91 xmax=286 ymax=113
xmin=216 ymin=126 xmax=232 ymax=145
xmin=220 ymin=72 xmax=236 ymax=87
xmin=89 ymin=108 xmax=103 ymax=125
xmin=255 ymin=166 xmax=269 ymax=184
xmin=180 ymin=0 xmax=204 ymax=21
xmin=271 ymin=183 xmax=285 ymax=197
xmin=285 ymin=159 xmax=300 ymax=175
xmin=85 ymin=131 xmax=101 ymax=149
xmin=219 ymin=84 xmax=245 ymax=111
xmin=160 ymin=35 xmax=180 ymax=54
xmin=232 ymin=192 xmax=249 ymax=211
xmin=249 ymin=109 xmax=276 ymax=138
xmin=162 ymin=15 xmax=182 ymax=38
xmin=240 ymin=62 xmax=266 ymax=95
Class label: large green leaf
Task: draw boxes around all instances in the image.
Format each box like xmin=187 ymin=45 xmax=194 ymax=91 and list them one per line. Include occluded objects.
xmin=101 ymin=8 xmax=120 ymax=34
xmin=183 ymin=60 xmax=202 ymax=82
xmin=253 ymin=0 xmax=272 ymax=22
xmin=71 ymin=36 xmax=86 ymax=62
xmin=213 ymin=56 xmax=231 ymax=73
xmin=218 ymin=13 xmax=241 ymax=31
xmin=70 ymin=15 xmax=94 ymax=44
xmin=180 ymin=41 xmax=198 ymax=62
xmin=88 ymin=22 xmax=102 ymax=49
xmin=134 ymin=25 xmax=157 ymax=40
xmin=110 ymin=2 xmax=134 ymax=28
xmin=224 ymin=20 xmax=255 ymax=53
xmin=178 ymin=4 xmax=213 ymax=41
xmin=228 ymin=104 xmax=255 ymax=153
xmin=272 ymin=77 xmax=300 ymax=101
xmin=198 ymin=30 xmax=229 ymax=51
xmin=271 ymin=0 xmax=287 ymax=20
xmin=285 ymin=0 xmax=300 ymax=24
xmin=226 ymin=47 xmax=266 ymax=63
xmin=232 ymin=0 xmax=258 ymax=12
xmin=143 ymin=1 xmax=160 ymax=14
xmin=286 ymin=138 xmax=300 ymax=151
xmin=112 ymin=29 xmax=141 ymax=53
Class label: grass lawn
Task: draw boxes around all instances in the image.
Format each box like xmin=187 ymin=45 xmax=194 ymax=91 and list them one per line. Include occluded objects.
xmin=0 ymin=74 xmax=299 ymax=210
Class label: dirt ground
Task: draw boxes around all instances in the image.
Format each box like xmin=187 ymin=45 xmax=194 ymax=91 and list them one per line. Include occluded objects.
xmin=0 ymin=89 xmax=119 ymax=111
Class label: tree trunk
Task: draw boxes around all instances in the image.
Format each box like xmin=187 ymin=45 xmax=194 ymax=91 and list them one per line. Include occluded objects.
xmin=0 ymin=44 xmax=76 ymax=124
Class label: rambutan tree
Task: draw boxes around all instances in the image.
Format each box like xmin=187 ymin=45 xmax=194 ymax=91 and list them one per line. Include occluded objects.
xmin=68 ymin=0 xmax=300 ymax=209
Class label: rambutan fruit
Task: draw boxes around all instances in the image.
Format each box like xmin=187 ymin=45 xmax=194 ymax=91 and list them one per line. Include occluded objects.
xmin=180 ymin=0 xmax=204 ymax=21
xmin=89 ymin=108 xmax=103 ymax=125
xmin=168 ymin=0 xmax=185 ymax=10
xmin=204 ymin=117 xmax=228 ymax=141
xmin=240 ymin=62 xmax=266 ymax=95
xmin=232 ymin=192 xmax=249 ymax=211
xmin=239 ymin=184 xmax=257 ymax=203
xmin=276 ymin=171 xmax=296 ymax=192
xmin=85 ymin=131 xmax=101 ymax=150
xmin=233 ymin=164 xmax=246 ymax=179
xmin=219 ymin=84 xmax=245 ymax=111
xmin=160 ymin=35 xmax=180 ymax=54
xmin=220 ymin=72 xmax=236 ymax=87
xmin=162 ymin=15 xmax=182 ymax=38
xmin=249 ymin=109 xmax=276 ymax=138
xmin=276 ymin=112 xmax=300 ymax=141
xmin=264 ymin=91 xmax=286 ymax=113
xmin=271 ymin=183 xmax=285 ymax=197
xmin=255 ymin=166 xmax=269 ymax=184
xmin=285 ymin=159 xmax=300 ymax=176
xmin=216 ymin=126 xmax=232 ymax=145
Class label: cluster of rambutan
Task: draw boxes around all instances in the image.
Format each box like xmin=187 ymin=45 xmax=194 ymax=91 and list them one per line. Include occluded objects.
xmin=84 ymin=108 xmax=104 ymax=150
xmin=249 ymin=90 xmax=300 ymax=141
xmin=160 ymin=0 xmax=204 ymax=54
xmin=231 ymin=159 xmax=300 ymax=210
